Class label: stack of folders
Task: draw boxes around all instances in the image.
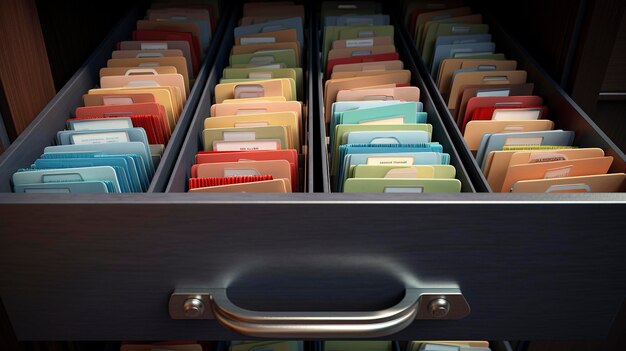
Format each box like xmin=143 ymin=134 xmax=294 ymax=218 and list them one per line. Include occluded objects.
xmin=321 ymin=1 xmax=461 ymax=194
xmin=407 ymin=341 xmax=491 ymax=351
xmin=188 ymin=1 xmax=304 ymax=193
xmin=230 ymin=341 xmax=303 ymax=351
xmin=325 ymin=341 xmax=392 ymax=351
xmin=11 ymin=0 xmax=219 ymax=194
xmin=402 ymin=0 xmax=626 ymax=193
xmin=120 ymin=341 xmax=211 ymax=351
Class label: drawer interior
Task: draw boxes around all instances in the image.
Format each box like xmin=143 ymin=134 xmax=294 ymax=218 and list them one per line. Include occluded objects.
xmin=165 ymin=4 xmax=313 ymax=193
xmin=0 ymin=3 xmax=230 ymax=193
xmin=314 ymin=4 xmax=476 ymax=193
xmin=392 ymin=4 xmax=626 ymax=193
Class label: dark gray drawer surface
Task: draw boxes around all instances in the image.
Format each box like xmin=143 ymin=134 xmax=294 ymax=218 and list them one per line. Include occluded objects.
xmin=0 ymin=194 xmax=624 ymax=340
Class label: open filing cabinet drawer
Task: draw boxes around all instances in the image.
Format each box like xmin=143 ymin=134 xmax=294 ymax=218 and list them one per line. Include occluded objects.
xmin=1 ymin=0 xmax=626 ymax=343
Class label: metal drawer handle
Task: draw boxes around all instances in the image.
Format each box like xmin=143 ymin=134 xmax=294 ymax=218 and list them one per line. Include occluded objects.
xmin=169 ymin=288 xmax=470 ymax=338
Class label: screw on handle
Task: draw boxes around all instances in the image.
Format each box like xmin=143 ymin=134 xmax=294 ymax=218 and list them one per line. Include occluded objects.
xmin=183 ymin=298 xmax=205 ymax=317
xmin=428 ymin=298 xmax=450 ymax=318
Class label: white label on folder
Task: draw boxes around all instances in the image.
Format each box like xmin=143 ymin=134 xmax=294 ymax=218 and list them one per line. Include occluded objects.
xmin=359 ymin=117 xmax=405 ymax=125
xmin=72 ymin=119 xmax=133 ymax=131
xmin=530 ymin=152 xmax=568 ymax=163
xmin=127 ymin=80 xmax=159 ymax=87
xmin=235 ymin=109 xmax=269 ymax=115
xmin=504 ymin=136 xmax=543 ymax=147
xmin=502 ymin=124 xmax=525 ymax=132
xmin=224 ymin=169 xmax=261 ymax=177
xmin=223 ymin=131 xmax=256 ymax=141
xmin=102 ymin=96 xmax=134 ymax=105
xmin=478 ymin=64 xmax=498 ymax=70
xmin=141 ymin=43 xmax=168 ymax=50
xmin=545 ymin=184 xmax=591 ymax=193
xmin=249 ymin=72 xmax=273 ymax=79
xmin=235 ymin=84 xmax=265 ymax=99
xmin=235 ymin=121 xmax=269 ymax=127
xmin=476 ymin=89 xmax=510 ymax=97
xmin=136 ymin=52 xmax=163 ymax=58
xmin=367 ymin=156 xmax=414 ymax=165
xmin=71 ymin=132 xmax=129 ymax=144
xmin=544 ymin=165 xmax=572 ymax=179
xmin=138 ymin=62 xmax=160 ymax=67
xmin=452 ymin=38 xmax=480 ymax=45
xmin=241 ymin=37 xmax=276 ymax=45
xmin=346 ymin=39 xmax=374 ymax=47
xmin=383 ymin=186 xmax=424 ymax=193
xmin=451 ymin=26 xmax=471 ymax=33
xmin=422 ymin=345 xmax=458 ymax=351
xmin=357 ymin=30 xmax=375 ymax=38
xmin=247 ymin=63 xmax=282 ymax=69
xmin=453 ymin=51 xmax=493 ymax=58
xmin=213 ymin=140 xmax=279 ymax=151
xmin=492 ymin=109 xmax=541 ymax=121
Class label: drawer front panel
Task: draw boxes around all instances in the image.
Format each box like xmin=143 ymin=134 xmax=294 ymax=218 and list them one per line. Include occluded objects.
xmin=1 ymin=195 xmax=624 ymax=340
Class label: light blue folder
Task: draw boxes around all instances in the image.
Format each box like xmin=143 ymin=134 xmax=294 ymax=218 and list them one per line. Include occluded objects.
xmin=339 ymin=151 xmax=451 ymax=192
xmin=12 ymin=166 xmax=122 ymax=193
xmin=431 ymin=41 xmax=496 ymax=76
xmin=345 ymin=130 xmax=431 ymax=145
xmin=336 ymin=143 xmax=444 ymax=191
xmin=14 ymin=181 xmax=112 ymax=193
xmin=44 ymin=141 xmax=154 ymax=178
xmin=34 ymin=156 xmax=140 ymax=193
